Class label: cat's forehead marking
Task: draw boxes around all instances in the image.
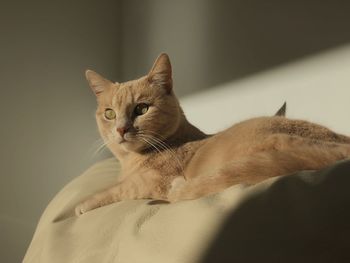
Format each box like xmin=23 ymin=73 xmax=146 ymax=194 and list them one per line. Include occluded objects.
xmin=111 ymin=91 xmax=118 ymax=107
xmin=111 ymin=83 xmax=135 ymax=108
xmin=109 ymin=77 xmax=151 ymax=108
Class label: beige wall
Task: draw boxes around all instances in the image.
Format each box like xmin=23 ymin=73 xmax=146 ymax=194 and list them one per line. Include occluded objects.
xmin=120 ymin=0 xmax=350 ymax=97
xmin=120 ymin=0 xmax=212 ymax=96
xmin=181 ymin=45 xmax=350 ymax=135
xmin=0 ymin=1 xmax=120 ymax=262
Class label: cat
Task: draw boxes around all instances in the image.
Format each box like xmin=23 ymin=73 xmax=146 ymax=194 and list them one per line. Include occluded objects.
xmin=75 ymin=53 xmax=350 ymax=215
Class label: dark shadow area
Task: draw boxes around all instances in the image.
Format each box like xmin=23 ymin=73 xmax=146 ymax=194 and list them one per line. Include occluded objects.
xmin=203 ymin=0 xmax=350 ymax=91
xmin=148 ymin=200 xmax=170 ymax=205
xmin=201 ymin=160 xmax=350 ymax=263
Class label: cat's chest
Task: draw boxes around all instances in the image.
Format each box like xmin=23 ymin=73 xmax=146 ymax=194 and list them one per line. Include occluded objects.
xmin=121 ymin=151 xmax=182 ymax=180
xmin=127 ymin=150 xmax=188 ymax=181
xmin=121 ymin=142 xmax=202 ymax=190
xmin=120 ymin=156 xmax=178 ymax=197
xmin=143 ymin=150 xmax=184 ymax=177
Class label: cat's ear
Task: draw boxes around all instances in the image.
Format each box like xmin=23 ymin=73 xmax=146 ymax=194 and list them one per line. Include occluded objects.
xmin=275 ymin=102 xmax=287 ymax=117
xmin=85 ymin=70 xmax=112 ymax=96
xmin=147 ymin=53 xmax=172 ymax=93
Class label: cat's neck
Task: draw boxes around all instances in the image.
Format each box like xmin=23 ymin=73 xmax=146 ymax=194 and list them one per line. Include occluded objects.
xmin=165 ymin=115 xmax=208 ymax=147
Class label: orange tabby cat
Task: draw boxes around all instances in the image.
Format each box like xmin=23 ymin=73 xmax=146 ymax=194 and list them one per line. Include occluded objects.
xmin=75 ymin=53 xmax=350 ymax=215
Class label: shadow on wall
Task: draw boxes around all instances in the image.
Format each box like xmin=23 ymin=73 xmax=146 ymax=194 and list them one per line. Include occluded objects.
xmin=202 ymin=0 xmax=350 ymax=90
xmin=200 ymin=161 xmax=350 ymax=263
xmin=121 ymin=0 xmax=350 ymax=96
xmin=0 ymin=1 xmax=120 ymax=262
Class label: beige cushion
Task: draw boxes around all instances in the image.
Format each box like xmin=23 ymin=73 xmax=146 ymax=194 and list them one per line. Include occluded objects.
xmin=24 ymin=158 xmax=350 ymax=263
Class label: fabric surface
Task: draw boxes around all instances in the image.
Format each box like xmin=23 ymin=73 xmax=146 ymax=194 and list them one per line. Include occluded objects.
xmin=24 ymin=158 xmax=350 ymax=263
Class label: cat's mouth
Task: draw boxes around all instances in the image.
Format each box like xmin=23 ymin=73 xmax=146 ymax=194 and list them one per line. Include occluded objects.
xmin=118 ymin=133 xmax=134 ymax=144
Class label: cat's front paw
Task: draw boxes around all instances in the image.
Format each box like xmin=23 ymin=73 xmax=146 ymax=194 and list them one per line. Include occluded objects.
xmin=75 ymin=203 xmax=87 ymax=216
xmin=75 ymin=198 xmax=99 ymax=216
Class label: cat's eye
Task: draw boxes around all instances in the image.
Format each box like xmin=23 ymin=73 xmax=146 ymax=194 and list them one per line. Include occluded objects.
xmin=104 ymin=108 xmax=116 ymax=120
xmin=134 ymin=103 xmax=149 ymax=116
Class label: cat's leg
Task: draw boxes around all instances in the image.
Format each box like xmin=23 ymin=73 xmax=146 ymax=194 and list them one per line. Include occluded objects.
xmin=75 ymin=179 xmax=154 ymax=215
xmin=168 ymin=139 xmax=350 ymax=202
xmin=75 ymin=182 xmax=126 ymax=215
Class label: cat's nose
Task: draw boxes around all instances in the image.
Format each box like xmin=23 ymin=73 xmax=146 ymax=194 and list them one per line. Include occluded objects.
xmin=116 ymin=126 xmax=129 ymax=137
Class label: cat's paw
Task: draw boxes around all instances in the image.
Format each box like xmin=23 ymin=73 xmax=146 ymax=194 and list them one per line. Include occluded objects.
xmin=75 ymin=198 xmax=99 ymax=216
xmin=75 ymin=203 xmax=87 ymax=216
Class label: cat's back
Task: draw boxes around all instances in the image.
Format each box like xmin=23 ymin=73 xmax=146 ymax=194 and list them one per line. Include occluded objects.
xmin=203 ymin=114 xmax=350 ymax=158
xmin=184 ymin=116 xmax=280 ymax=178
xmin=215 ymin=116 xmax=284 ymax=142
xmin=218 ymin=115 xmax=347 ymax=141
xmin=184 ymin=116 xmax=350 ymax=179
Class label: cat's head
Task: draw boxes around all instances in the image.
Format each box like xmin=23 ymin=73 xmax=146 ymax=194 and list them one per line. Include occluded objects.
xmin=86 ymin=53 xmax=182 ymax=155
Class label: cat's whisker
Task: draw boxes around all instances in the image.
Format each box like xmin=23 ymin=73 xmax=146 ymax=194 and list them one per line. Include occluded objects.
xmin=140 ymin=131 xmax=179 ymax=156
xmin=91 ymin=136 xmax=115 ymax=158
xmin=138 ymin=136 xmax=166 ymax=160
xmin=92 ymin=142 xmax=108 ymax=157
xmin=137 ymin=131 xmax=173 ymax=152
xmin=137 ymin=132 xmax=169 ymax=152
xmin=88 ymin=139 xmax=106 ymax=156
xmin=88 ymin=138 xmax=105 ymax=152
xmin=140 ymin=130 xmax=168 ymax=141
xmin=143 ymin=134 xmax=178 ymax=158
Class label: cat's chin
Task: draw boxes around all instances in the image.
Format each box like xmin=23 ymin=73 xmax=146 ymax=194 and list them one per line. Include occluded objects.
xmin=119 ymin=140 xmax=145 ymax=153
